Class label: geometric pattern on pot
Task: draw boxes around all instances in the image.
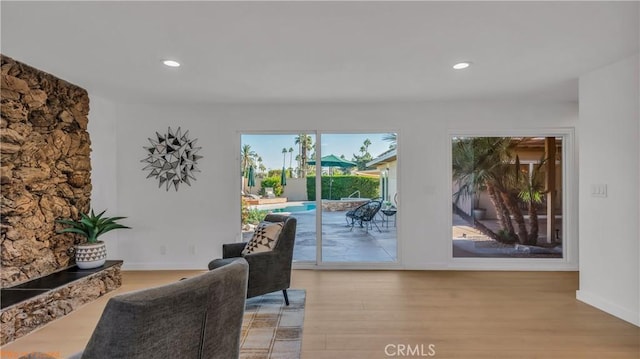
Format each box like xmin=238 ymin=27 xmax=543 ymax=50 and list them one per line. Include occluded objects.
xmin=141 ymin=127 xmax=203 ymax=191
xmin=76 ymin=245 xmax=107 ymax=262
xmin=75 ymin=242 xmax=107 ymax=269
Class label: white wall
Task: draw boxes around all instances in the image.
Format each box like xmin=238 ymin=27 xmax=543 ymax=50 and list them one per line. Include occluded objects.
xmin=577 ymin=54 xmax=640 ymax=326
xmin=105 ymin=100 xmax=578 ymax=271
xmin=87 ymin=95 xmax=120 ymax=259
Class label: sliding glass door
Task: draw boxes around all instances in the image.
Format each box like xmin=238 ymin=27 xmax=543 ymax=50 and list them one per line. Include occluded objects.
xmin=240 ymin=131 xmax=398 ymax=265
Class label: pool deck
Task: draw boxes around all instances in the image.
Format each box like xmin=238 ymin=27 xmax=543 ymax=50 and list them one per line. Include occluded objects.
xmin=253 ymin=200 xmax=310 ymax=211
xmin=244 ymin=197 xmax=288 ymax=206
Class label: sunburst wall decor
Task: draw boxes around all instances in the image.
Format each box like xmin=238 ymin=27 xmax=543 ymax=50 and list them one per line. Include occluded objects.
xmin=141 ymin=127 xmax=203 ymax=191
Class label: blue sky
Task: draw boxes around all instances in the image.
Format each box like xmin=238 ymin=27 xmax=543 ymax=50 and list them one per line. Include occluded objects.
xmin=241 ymin=133 xmax=393 ymax=171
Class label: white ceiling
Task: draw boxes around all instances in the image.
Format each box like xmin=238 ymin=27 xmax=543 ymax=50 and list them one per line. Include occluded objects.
xmin=1 ymin=1 xmax=638 ymax=104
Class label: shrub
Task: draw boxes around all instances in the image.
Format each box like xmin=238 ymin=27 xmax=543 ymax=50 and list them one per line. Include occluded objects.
xmin=260 ymin=176 xmax=284 ymax=197
xmin=242 ymin=198 xmax=268 ymax=225
xmin=306 ymin=175 xmax=379 ymax=200
xmin=241 ymin=198 xmax=249 ymax=224
xmin=497 ymin=229 xmax=517 ymax=244
xmin=246 ymin=208 xmax=268 ymax=225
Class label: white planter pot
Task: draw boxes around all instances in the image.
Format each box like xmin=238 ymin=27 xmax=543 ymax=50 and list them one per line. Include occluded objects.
xmin=75 ymin=241 xmax=107 ymax=269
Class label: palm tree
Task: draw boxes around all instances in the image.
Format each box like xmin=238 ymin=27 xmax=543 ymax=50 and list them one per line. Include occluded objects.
xmin=241 ymin=144 xmax=257 ymax=177
xmin=516 ymin=157 xmax=547 ymax=243
xmin=452 ymin=137 xmax=546 ymax=245
xmin=294 ymin=154 xmax=301 ymax=176
xmin=294 ymin=134 xmax=313 ymax=177
xmin=363 ymin=138 xmax=371 ymax=152
xmin=452 ymin=137 xmax=508 ymax=241
xmin=353 ymin=138 xmax=373 ymax=170
xmin=309 ymin=142 xmax=316 ymax=161
xmin=288 ymin=147 xmax=294 ymax=177
xmin=383 ymin=133 xmax=397 ymax=149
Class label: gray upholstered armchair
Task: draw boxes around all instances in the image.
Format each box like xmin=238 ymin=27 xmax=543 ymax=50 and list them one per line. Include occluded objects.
xmin=208 ymin=214 xmax=296 ymax=305
xmin=20 ymin=258 xmax=249 ymax=359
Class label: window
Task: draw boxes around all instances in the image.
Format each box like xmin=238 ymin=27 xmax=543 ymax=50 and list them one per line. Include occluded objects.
xmin=452 ymin=136 xmax=563 ymax=259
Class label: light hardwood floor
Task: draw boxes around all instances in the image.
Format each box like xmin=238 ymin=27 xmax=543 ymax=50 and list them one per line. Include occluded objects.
xmin=2 ymin=270 xmax=638 ymax=358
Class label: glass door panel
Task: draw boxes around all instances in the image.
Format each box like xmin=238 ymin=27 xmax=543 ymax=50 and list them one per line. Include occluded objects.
xmin=319 ymin=133 xmax=398 ymax=263
xmin=240 ymin=133 xmax=317 ymax=263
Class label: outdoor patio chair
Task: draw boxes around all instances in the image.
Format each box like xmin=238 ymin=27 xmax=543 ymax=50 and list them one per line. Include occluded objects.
xmin=243 ymin=192 xmax=261 ymax=200
xmin=264 ymin=187 xmax=276 ymax=198
xmin=346 ymin=199 xmax=382 ymax=232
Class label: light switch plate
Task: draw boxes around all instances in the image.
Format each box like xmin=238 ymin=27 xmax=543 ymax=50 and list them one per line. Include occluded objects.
xmin=591 ymin=184 xmax=607 ymax=198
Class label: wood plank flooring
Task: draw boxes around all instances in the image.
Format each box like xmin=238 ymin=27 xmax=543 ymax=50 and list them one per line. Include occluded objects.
xmin=1 ymin=270 xmax=638 ymax=358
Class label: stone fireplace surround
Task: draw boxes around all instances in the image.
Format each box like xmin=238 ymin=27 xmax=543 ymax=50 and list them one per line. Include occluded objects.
xmin=1 ymin=54 xmax=93 ymax=288
xmin=1 ymin=55 xmax=122 ymax=344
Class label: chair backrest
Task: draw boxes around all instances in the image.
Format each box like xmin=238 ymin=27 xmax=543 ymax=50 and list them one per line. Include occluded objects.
xmin=264 ymin=213 xmax=297 ymax=278
xmin=264 ymin=214 xmax=297 ymax=257
xmin=355 ymin=200 xmax=382 ymax=221
xmin=80 ymin=258 xmax=248 ymax=359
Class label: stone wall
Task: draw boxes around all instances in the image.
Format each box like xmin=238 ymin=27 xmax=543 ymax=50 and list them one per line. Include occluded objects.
xmin=321 ymin=199 xmax=369 ymax=212
xmin=1 ymin=55 xmax=92 ymax=287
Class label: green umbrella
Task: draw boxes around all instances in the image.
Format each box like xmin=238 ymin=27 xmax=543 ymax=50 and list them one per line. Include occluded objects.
xmin=308 ymin=154 xmax=356 ymax=199
xmin=307 ymin=154 xmax=356 ymax=168
xmin=280 ymin=167 xmax=287 ymax=187
xmin=247 ymin=165 xmax=256 ymax=193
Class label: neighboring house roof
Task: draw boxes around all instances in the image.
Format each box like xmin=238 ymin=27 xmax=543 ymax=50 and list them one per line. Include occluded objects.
xmin=353 ymin=169 xmax=381 ymax=178
xmin=367 ymin=148 xmax=397 ymax=168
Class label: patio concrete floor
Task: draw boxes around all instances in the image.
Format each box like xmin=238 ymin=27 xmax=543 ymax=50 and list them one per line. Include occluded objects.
xmin=293 ymin=209 xmax=397 ymax=262
xmin=246 ymin=208 xmax=398 ymax=263
xmin=245 ymin=205 xmax=563 ymax=262
xmin=452 ymin=214 xmax=563 ymax=258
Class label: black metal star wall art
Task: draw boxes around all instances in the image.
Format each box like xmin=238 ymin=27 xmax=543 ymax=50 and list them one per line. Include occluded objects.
xmin=141 ymin=127 xmax=203 ymax=191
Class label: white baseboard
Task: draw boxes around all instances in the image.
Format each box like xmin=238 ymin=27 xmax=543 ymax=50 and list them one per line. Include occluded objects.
xmin=576 ymin=290 xmax=640 ymax=327
xmin=446 ymin=259 xmax=578 ymax=271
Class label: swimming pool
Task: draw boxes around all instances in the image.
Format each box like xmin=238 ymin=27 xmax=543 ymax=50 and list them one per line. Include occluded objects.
xmin=271 ymin=202 xmax=317 ymax=213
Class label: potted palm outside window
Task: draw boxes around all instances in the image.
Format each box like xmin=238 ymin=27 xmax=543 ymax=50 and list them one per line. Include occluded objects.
xmin=57 ymin=209 xmax=131 ymax=269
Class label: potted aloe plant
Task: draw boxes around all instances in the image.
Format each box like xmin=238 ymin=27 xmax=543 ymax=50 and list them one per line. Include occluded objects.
xmin=57 ymin=209 xmax=130 ymax=269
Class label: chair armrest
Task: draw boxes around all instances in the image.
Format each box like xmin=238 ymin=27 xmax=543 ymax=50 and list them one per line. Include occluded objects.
xmin=243 ymin=249 xmax=278 ymax=261
xmin=223 ymin=242 xmax=247 ymax=258
xmin=242 ymin=250 xmax=283 ymax=273
xmin=242 ymin=250 xmax=292 ymax=298
xmin=210 ymin=249 xmax=281 ymax=272
xmin=208 ymin=257 xmax=237 ymax=270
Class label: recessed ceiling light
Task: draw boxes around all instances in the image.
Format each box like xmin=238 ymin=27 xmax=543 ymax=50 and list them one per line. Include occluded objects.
xmin=453 ymin=62 xmax=471 ymax=70
xmin=162 ymin=60 xmax=181 ymax=68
